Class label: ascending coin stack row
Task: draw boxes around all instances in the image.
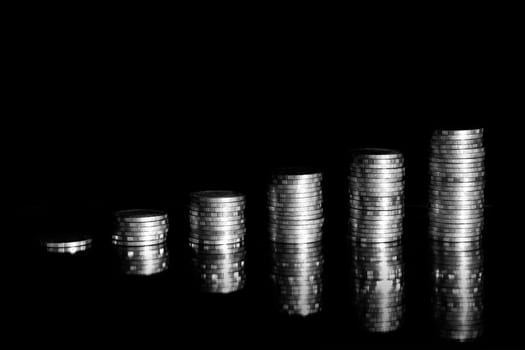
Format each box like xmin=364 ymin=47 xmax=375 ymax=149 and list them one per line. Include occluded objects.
xmin=112 ymin=210 xmax=170 ymax=276
xmin=429 ymin=129 xmax=485 ymax=342
xmin=189 ymin=191 xmax=247 ymax=294
xmin=268 ymin=170 xmax=324 ymax=316
xmin=349 ymin=149 xmax=405 ymax=332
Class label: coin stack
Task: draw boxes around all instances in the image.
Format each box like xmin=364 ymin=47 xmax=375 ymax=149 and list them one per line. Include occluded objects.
xmin=268 ymin=170 xmax=324 ymax=316
xmin=189 ymin=191 xmax=246 ymax=294
xmin=41 ymin=233 xmax=93 ymax=255
xmin=349 ymin=149 xmax=405 ymax=332
xmin=113 ymin=209 xmax=170 ymax=276
xmin=429 ymin=128 xmax=485 ymax=341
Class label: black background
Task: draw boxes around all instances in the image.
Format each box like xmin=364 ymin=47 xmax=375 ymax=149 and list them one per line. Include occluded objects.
xmin=10 ymin=6 xmax=522 ymax=349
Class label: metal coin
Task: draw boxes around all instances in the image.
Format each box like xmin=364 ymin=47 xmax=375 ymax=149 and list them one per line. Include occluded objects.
xmin=45 ymin=244 xmax=92 ymax=254
xmin=115 ymin=209 xmax=167 ymax=222
xmin=191 ymin=190 xmax=245 ymax=202
xmin=41 ymin=233 xmax=93 ymax=248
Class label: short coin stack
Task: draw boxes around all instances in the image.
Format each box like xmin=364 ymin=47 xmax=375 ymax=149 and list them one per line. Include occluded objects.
xmin=189 ymin=191 xmax=246 ymax=294
xmin=268 ymin=170 xmax=324 ymax=316
xmin=429 ymin=128 xmax=485 ymax=341
xmin=113 ymin=209 xmax=170 ymax=275
xmin=41 ymin=233 xmax=93 ymax=255
xmin=349 ymin=149 xmax=405 ymax=332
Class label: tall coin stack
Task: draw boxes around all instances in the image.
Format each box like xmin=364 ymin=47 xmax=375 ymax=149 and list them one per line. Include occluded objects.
xmin=429 ymin=129 xmax=485 ymax=342
xmin=189 ymin=191 xmax=247 ymax=294
xmin=113 ymin=209 xmax=170 ymax=276
xmin=268 ymin=170 xmax=324 ymax=316
xmin=349 ymin=149 xmax=405 ymax=332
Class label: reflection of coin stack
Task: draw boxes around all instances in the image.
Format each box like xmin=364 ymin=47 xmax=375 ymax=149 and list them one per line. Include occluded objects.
xmin=349 ymin=149 xmax=405 ymax=332
xmin=113 ymin=209 xmax=170 ymax=276
xmin=268 ymin=170 xmax=324 ymax=316
xmin=41 ymin=233 xmax=93 ymax=255
xmin=429 ymin=129 xmax=485 ymax=342
xmin=189 ymin=191 xmax=247 ymax=294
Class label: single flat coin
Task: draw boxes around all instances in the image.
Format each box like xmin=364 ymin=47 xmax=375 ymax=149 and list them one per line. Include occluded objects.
xmin=41 ymin=233 xmax=93 ymax=248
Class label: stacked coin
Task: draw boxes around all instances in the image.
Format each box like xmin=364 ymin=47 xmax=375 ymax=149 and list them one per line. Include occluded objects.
xmin=189 ymin=191 xmax=246 ymax=294
xmin=113 ymin=209 xmax=169 ymax=275
xmin=429 ymin=129 xmax=485 ymax=341
xmin=349 ymin=149 xmax=405 ymax=332
xmin=41 ymin=233 xmax=93 ymax=254
xmin=268 ymin=170 xmax=324 ymax=316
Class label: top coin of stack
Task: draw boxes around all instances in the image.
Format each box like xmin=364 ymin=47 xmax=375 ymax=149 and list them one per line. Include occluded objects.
xmin=41 ymin=233 xmax=93 ymax=254
xmin=189 ymin=191 xmax=247 ymax=294
xmin=429 ymin=128 xmax=485 ymax=342
xmin=268 ymin=169 xmax=324 ymax=316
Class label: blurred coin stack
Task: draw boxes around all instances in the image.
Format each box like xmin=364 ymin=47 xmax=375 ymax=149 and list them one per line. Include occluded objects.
xmin=113 ymin=209 xmax=170 ymax=275
xmin=268 ymin=170 xmax=324 ymax=316
xmin=349 ymin=149 xmax=405 ymax=332
xmin=429 ymin=129 xmax=485 ymax=341
xmin=41 ymin=233 xmax=93 ymax=255
xmin=189 ymin=191 xmax=246 ymax=294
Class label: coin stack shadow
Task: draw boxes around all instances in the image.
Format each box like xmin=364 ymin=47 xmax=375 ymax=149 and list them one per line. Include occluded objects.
xmin=268 ymin=170 xmax=324 ymax=316
xmin=112 ymin=209 xmax=170 ymax=276
xmin=41 ymin=233 xmax=93 ymax=255
xmin=429 ymin=129 xmax=485 ymax=342
xmin=349 ymin=149 xmax=405 ymax=332
xmin=189 ymin=191 xmax=246 ymax=294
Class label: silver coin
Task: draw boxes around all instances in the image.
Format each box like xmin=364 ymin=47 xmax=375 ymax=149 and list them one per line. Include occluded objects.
xmin=430 ymin=183 xmax=485 ymax=191
xmin=351 ymin=165 xmax=405 ymax=172
xmin=430 ymin=168 xmax=485 ymax=177
xmin=191 ymin=190 xmax=245 ymax=202
xmin=349 ymin=191 xmax=404 ymax=199
xmin=270 ymin=181 xmax=322 ymax=189
xmin=353 ymin=158 xmax=404 ymax=166
xmin=267 ymin=184 xmax=322 ymax=195
xmin=45 ymin=244 xmax=92 ymax=254
xmin=112 ymin=232 xmax=168 ymax=242
xmin=271 ymin=178 xmax=323 ymax=186
xmin=188 ymin=234 xmax=245 ymax=244
xmin=352 ymin=148 xmax=403 ymax=159
xmin=350 ymin=221 xmax=403 ymax=230
xmin=349 ymin=194 xmax=404 ymax=202
xmin=268 ymin=188 xmax=323 ymax=197
xmin=273 ymin=171 xmax=323 ymax=181
xmin=350 ymin=178 xmax=404 ymax=187
xmin=431 ymin=133 xmax=483 ymax=141
xmin=270 ymin=211 xmax=324 ymax=220
xmin=41 ymin=233 xmax=93 ymax=248
xmin=114 ymin=224 xmax=169 ymax=233
xmin=351 ymin=208 xmax=404 ymax=216
xmin=188 ymin=209 xmax=244 ymax=217
xmin=269 ymin=235 xmax=323 ymax=244
xmin=189 ymin=215 xmax=245 ymax=224
xmin=431 ymin=142 xmax=484 ymax=150
xmin=269 ymin=207 xmax=324 ymax=216
xmin=429 ymin=161 xmax=485 ymax=168
xmin=112 ymin=237 xmax=166 ymax=246
xmin=268 ymin=204 xmax=323 ymax=213
xmin=116 ymin=219 xmax=169 ymax=228
xmin=433 ymin=129 xmax=483 ymax=137
xmin=268 ymin=195 xmax=324 ymax=203
xmin=115 ymin=209 xmax=167 ymax=222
